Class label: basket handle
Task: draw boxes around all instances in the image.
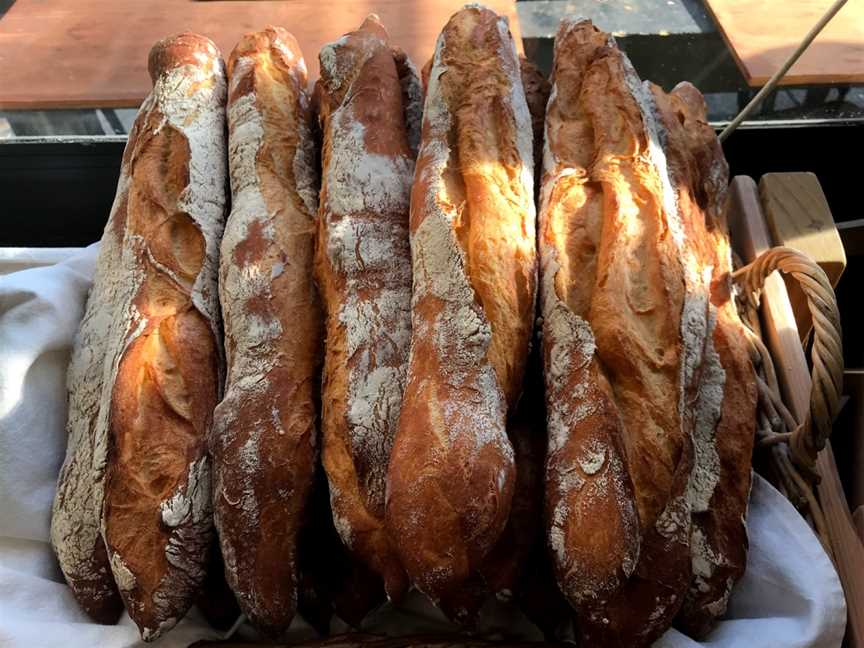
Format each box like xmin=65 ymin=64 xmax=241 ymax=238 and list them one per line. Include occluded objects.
xmin=732 ymin=246 xmax=844 ymax=474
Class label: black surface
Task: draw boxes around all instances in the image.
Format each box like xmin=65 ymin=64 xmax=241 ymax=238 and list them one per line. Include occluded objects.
xmin=721 ymin=123 xmax=863 ymax=225
xmin=0 ymin=138 xmax=125 ymax=247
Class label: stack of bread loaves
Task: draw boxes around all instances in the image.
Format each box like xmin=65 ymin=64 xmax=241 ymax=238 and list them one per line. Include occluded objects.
xmin=50 ymin=5 xmax=757 ymax=646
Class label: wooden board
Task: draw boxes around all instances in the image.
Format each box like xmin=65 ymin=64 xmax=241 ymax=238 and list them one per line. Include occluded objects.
xmin=727 ymin=175 xmax=864 ymax=648
xmin=704 ymin=0 xmax=864 ymax=86
xmin=759 ymin=172 xmax=846 ymax=343
xmin=727 ymin=177 xmax=807 ymax=407
xmin=843 ymin=369 xmax=864 ymax=516
xmin=0 ymin=0 xmax=522 ymax=109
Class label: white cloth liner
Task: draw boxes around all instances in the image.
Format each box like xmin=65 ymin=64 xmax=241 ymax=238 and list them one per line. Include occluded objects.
xmin=0 ymin=245 xmax=847 ymax=648
xmin=0 ymin=247 xmax=88 ymax=276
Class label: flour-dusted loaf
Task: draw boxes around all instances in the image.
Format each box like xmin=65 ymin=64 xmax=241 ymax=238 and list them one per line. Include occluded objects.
xmin=52 ymin=33 xmax=227 ymax=637
xmin=385 ymin=5 xmax=537 ymax=623
xmin=650 ymin=82 xmax=757 ymax=638
xmin=92 ymin=33 xmax=228 ymax=641
xmin=314 ymin=14 xmax=417 ymax=601
xmin=538 ymin=19 xmax=734 ymax=646
xmin=210 ymin=27 xmax=321 ymax=638
xmin=539 ymin=22 xmax=641 ymax=623
xmin=50 ymin=104 xmax=131 ymax=629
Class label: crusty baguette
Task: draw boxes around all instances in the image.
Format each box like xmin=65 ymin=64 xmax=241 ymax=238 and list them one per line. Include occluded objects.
xmin=650 ymin=82 xmax=757 ymax=638
xmin=95 ymin=33 xmax=228 ymax=641
xmin=210 ymin=27 xmax=321 ymax=637
xmin=314 ymin=15 xmax=417 ymax=601
xmin=50 ymin=100 xmax=130 ymax=630
xmin=539 ymin=19 xmax=641 ymax=619
xmin=539 ymin=20 xmax=731 ymax=646
xmin=51 ymin=33 xmax=227 ymax=634
xmin=386 ymin=5 xmax=537 ymax=622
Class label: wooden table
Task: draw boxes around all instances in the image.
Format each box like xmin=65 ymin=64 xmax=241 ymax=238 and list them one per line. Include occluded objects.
xmin=0 ymin=0 xmax=522 ymax=109
xmin=704 ymin=0 xmax=864 ymax=86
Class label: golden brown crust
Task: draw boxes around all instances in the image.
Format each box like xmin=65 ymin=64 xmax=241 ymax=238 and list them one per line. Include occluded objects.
xmin=385 ymin=5 xmax=536 ymax=623
xmin=315 ymin=15 xmax=415 ymax=601
xmin=211 ymin=27 xmax=321 ymax=638
xmin=100 ymin=32 xmax=228 ymax=640
xmin=540 ymin=20 xmax=722 ymax=646
xmin=539 ymin=19 xmax=641 ymax=616
xmin=105 ymin=296 xmax=219 ymax=627
xmin=148 ymin=32 xmax=222 ymax=84
xmin=651 ymin=82 xmax=757 ymax=638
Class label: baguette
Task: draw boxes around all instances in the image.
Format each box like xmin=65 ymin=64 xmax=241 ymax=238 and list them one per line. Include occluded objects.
xmin=50 ymin=91 xmax=132 ymax=629
xmin=314 ymin=15 xmax=417 ymax=600
xmin=540 ymin=20 xmax=726 ymax=645
xmin=66 ymin=33 xmax=227 ymax=641
xmin=650 ymin=82 xmax=757 ymax=637
xmin=211 ymin=27 xmax=321 ymax=637
xmin=539 ymin=19 xmax=641 ymax=619
xmin=386 ymin=5 xmax=537 ymax=622
xmin=52 ymin=33 xmax=227 ymax=636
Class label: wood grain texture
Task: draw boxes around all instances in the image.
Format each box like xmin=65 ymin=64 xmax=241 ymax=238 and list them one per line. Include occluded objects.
xmin=704 ymin=0 xmax=864 ymax=86
xmin=727 ymin=175 xmax=864 ymax=648
xmin=727 ymin=177 xmax=805 ymax=409
xmin=0 ymin=0 xmax=522 ymax=109
xmin=841 ymin=368 xmax=864 ymax=525
xmin=760 ymin=172 xmax=846 ymax=343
